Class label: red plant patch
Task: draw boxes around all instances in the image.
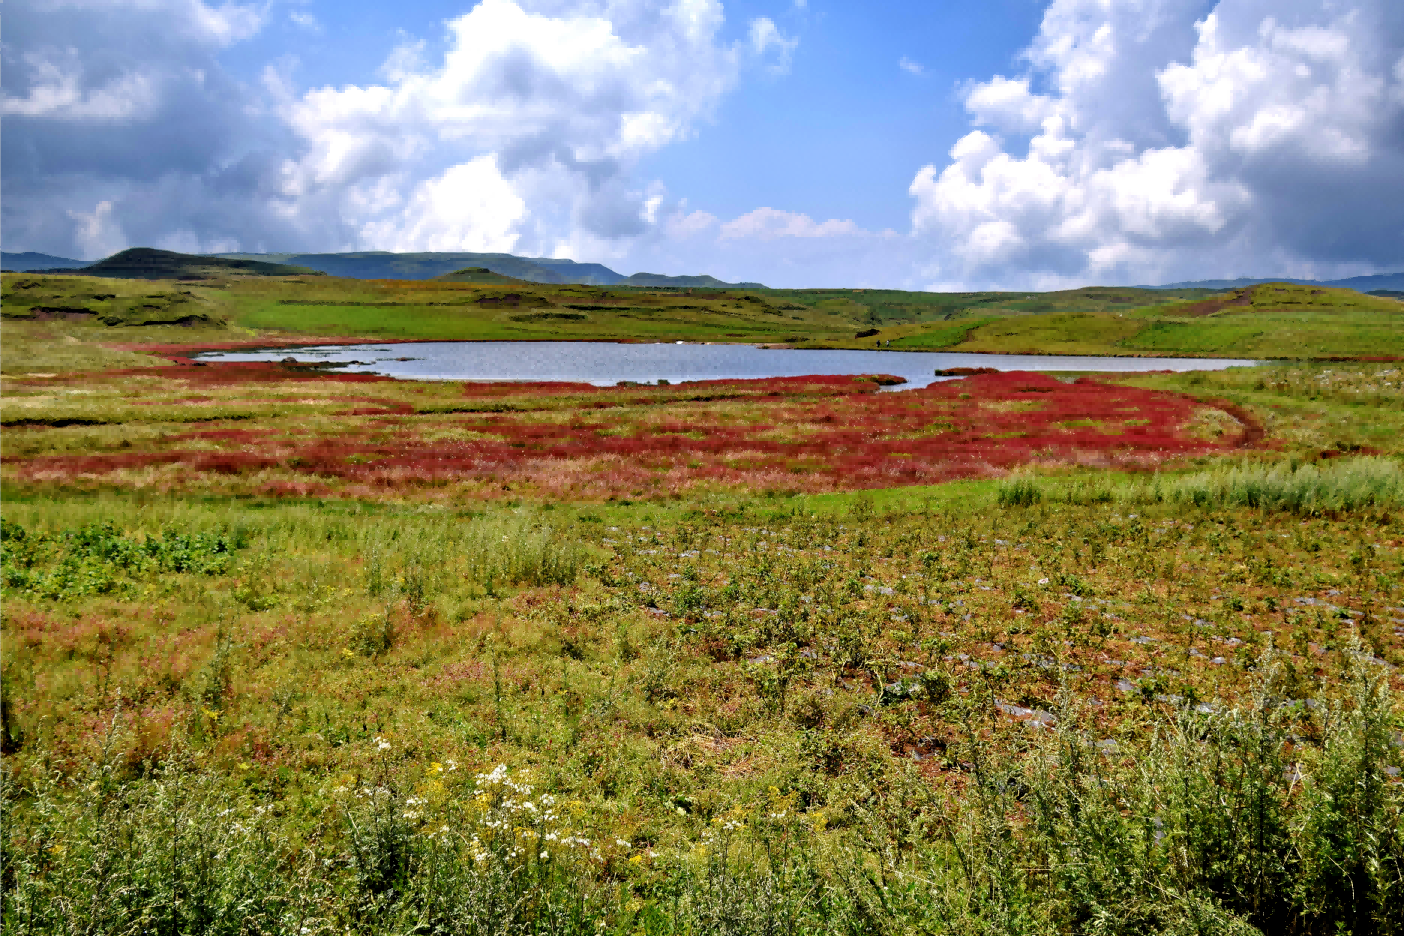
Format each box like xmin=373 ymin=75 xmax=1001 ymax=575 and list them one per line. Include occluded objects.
xmin=104 ymin=361 xmax=396 ymax=385
xmin=8 ymin=371 xmax=1259 ymax=499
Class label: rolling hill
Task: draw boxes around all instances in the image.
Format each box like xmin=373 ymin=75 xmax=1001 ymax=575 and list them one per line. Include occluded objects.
xmin=213 ymin=251 xmax=767 ymax=287
xmin=1146 ymin=271 xmax=1404 ymax=291
xmin=433 ymin=267 xmax=534 ymax=284
xmin=34 ymin=248 xmax=323 ymax=280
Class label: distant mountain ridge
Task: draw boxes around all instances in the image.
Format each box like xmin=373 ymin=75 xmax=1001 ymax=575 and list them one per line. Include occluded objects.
xmin=1144 ymin=272 xmax=1404 ymax=291
xmin=8 ymin=247 xmax=1398 ymax=293
xmin=1 ymin=251 xmax=93 ymax=271
xmin=212 ymin=251 xmax=766 ymax=288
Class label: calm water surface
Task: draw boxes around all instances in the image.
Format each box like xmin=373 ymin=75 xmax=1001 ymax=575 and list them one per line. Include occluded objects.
xmin=198 ymin=342 xmax=1260 ymax=390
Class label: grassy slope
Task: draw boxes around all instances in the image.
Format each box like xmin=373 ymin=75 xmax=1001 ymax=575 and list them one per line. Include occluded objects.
xmin=837 ymin=284 xmax=1404 ymax=359
xmin=5 ymin=276 xmax=1403 ymax=379
xmin=181 ymin=280 xmax=1404 ymax=360
xmin=1114 ymin=362 xmax=1404 ymax=454
xmin=222 ymin=277 xmax=858 ymax=344
xmin=960 ymin=284 xmax=1404 ymax=359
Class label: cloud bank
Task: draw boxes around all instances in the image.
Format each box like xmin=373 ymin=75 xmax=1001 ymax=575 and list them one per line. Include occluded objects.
xmin=3 ymin=0 xmax=1400 ymax=289
xmin=3 ymin=0 xmax=804 ymax=267
xmin=910 ymin=0 xmax=1404 ymax=288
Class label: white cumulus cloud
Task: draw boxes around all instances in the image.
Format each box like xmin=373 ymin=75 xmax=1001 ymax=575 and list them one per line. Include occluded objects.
xmin=720 ymin=207 xmax=862 ymax=240
xmin=910 ymin=0 xmax=1404 ymax=288
xmin=749 ymin=16 xmax=797 ymax=66
xmin=3 ymin=0 xmax=801 ymax=263
xmin=272 ymin=0 xmax=749 ymax=255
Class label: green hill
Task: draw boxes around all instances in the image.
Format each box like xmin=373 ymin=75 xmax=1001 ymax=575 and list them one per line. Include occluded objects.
xmin=7 ymin=270 xmax=1403 ymax=362
xmin=865 ymin=282 xmax=1404 ymax=358
xmin=433 ymin=267 xmax=533 ymax=285
xmin=45 ymin=248 xmax=322 ymax=280
xmin=618 ymin=272 xmax=767 ymax=288
xmin=234 ymin=251 xmax=625 ymax=284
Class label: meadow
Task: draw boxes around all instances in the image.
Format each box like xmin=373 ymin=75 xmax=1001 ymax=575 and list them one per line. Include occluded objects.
xmin=6 ymin=271 xmax=1404 ymax=360
xmin=2 ymin=274 xmax=1403 ymax=934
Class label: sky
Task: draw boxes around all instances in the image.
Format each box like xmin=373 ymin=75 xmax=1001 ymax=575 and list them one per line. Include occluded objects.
xmin=3 ymin=0 xmax=1403 ymax=289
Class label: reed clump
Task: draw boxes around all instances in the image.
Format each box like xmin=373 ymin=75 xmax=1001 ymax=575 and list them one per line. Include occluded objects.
xmin=1147 ymin=457 xmax=1404 ymax=516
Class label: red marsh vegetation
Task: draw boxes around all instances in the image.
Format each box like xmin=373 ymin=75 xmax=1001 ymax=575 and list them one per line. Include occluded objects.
xmin=8 ymin=370 xmax=1258 ymax=499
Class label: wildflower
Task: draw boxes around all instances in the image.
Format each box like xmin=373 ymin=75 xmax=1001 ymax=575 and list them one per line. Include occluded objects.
xmin=1037 ymin=577 xmax=1050 ymax=585
xmin=629 ymin=853 xmax=644 ymax=865
xmin=428 ymin=762 xmax=444 ymax=774
xmin=615 ymin=838 xmax=631 ymax=848
xmin=375 ymin=736 xmax=391 ymax=751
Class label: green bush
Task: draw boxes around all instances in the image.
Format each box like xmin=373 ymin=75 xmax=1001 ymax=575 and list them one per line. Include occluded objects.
xmin=0 ymin=520 xmax=245 ymax=601
xmin=997 ymin=477 xmax=1042 ymax=507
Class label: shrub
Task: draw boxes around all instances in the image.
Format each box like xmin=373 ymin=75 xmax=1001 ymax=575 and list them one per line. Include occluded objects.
xmin=997 ymin=478 xmax=1042 ymax=507
xmin=0 ymin=521 xmax=245 ymax=601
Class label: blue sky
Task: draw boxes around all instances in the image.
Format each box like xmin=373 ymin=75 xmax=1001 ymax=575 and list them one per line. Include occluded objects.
xmin=634 ymin=0 xmax=1050 ymax=230
xmin=231 ymin=0 xmax=1050 ymax=230
xmin=4 ymin=0 xmax=1402 ymax=288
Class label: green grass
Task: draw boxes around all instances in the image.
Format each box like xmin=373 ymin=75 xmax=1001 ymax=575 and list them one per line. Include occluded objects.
xmin=957 ymin=311 xmax=1144 ymax=355
xmin=9 ymin=275 xmax=1403 ymax=367
xmin=1120 ymin=319 xmax=1404 ymax=358
xmin=3 ymin=477 xmax=1402 ymax=934
xmin=1115 ymin=362 xmax=1404 ymax=455
xmin=851 ymin=285 xmax=1404 ymax=360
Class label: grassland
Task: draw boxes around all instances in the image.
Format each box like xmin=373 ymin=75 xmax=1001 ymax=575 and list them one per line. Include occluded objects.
xmin=3 ymin=270 xmax=1404 ymax=934
xmin=3 ymin=325 xmax=1404 ymax=933
xmin=6 ymin=272 xmax=1404 ymax=365
xmin=3 ymin=460 xmax=1402 ymax=934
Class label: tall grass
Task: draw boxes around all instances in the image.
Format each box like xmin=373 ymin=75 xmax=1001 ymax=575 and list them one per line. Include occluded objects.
xmin=1147 ymin=457 xmax=1404 ymax=515
xmin=4 ymin=653 xmax=1399 ymax=934
xmin=455 ymin=513 xmax=586 ymax=587
xmin=996 ymin=457 xmax=1404 ymax=515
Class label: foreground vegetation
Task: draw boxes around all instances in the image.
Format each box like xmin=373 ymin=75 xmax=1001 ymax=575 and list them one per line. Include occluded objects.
xmin=2 ymin=456 xmax=1402 ymax=934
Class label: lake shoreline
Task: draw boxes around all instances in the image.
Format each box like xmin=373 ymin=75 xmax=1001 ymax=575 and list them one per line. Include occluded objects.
xmin=193 ymin=339 xmax=1262 ymax=391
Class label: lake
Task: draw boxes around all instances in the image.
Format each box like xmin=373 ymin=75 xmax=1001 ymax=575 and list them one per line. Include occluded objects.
xmin=197 ymin=341 xmax=1260 ymax=389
